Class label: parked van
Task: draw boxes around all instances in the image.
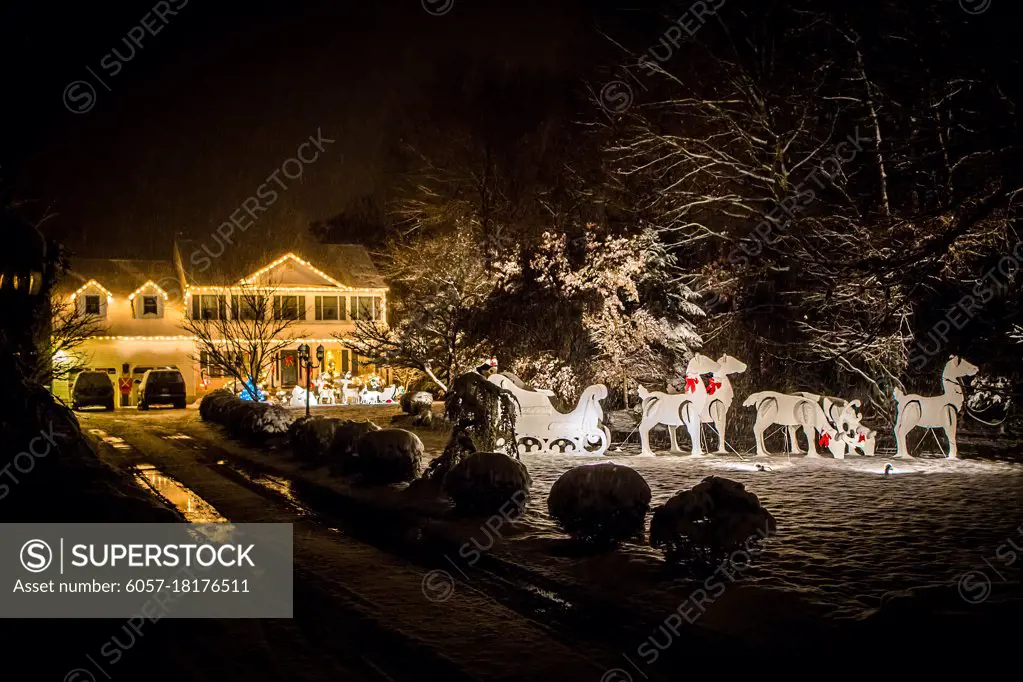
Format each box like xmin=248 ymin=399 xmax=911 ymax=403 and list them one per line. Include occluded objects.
xmin=138 ymin=369 xmax=187 ymax=409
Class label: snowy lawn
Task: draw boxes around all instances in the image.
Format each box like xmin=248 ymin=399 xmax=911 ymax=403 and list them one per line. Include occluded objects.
xmin=175 ymin=404 xmax=1023 ymax=647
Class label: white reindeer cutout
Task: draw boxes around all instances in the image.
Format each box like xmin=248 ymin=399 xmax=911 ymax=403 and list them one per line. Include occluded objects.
xmin=697 ymin=354 xmax=748 ymax=453
xmin=742 ymin=391 xmax=847 ymax=458
xmin=798 ymin=392 xmax=866 ymax=458
xmin=847 ymin=424 xmax=878 ymax=457
xmin=893 ymin=356 xmax=979 ymax=459
xmin=637 ymin=355 xmax=720 ymax=456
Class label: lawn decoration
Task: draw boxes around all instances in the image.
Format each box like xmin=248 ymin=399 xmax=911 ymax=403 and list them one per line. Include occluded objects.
xmin=893 ymin=355 xmax=979 ymax=459
xmin=636 ymin=354 xmax=720 ymax=456
xmin=697 ymin=354 xmax=748 ymax=454
xmin=488 ymin=373 xmax=611 ymax=456
xmin=742 ymin=390 xmax=848 ymax=458
xmin=290 ymin=384 xmax=317 ymax=408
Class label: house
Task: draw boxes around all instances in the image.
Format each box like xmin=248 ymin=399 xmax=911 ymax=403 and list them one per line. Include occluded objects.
xmin=52 ymin=244 xmax=388 ymax=405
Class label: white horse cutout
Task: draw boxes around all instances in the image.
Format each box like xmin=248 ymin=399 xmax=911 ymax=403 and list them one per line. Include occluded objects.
xmin=698 ymin=354 xmax=747 ymax=454
xmin=637 ymin=354 xmax=720 ymax=456
xmin=893 ymin=356 xmax=979 ymax=459
xmin=742 ymin=391 xmax=847 ymax=458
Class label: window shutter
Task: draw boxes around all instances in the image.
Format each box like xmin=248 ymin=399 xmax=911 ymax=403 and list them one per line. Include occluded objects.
xmin=352 ymin=354 xmax=360 ymax=375
xmin=340 ymin=296 xmax=347 ymax=320
xmin=273 ymin=296 xmax=281 ymax=319
xmin=341 ymin=350 xmax=349 ymax=373
xmin=218 ymin=296 xmax=227 ymax=320
xmin=299 ymin=296 xmax=306 ymax=320
xmin=191 ymin=296 xmax=200 ymax=319
xmin=315 ymin=296 xmax=322 ymax=320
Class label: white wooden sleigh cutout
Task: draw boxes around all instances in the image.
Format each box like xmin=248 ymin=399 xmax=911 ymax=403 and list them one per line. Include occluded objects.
xmin=488 ymin=373 xmax=611 ymax=456
xmin=893 ymin=356 xmax=979 ymax=459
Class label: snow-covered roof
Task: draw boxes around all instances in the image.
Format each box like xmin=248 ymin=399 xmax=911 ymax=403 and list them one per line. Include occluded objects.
xmin=59 ymin=258 xmax=179 ymax=297
xmin=186 ymin=244 xmax=387 ymax=290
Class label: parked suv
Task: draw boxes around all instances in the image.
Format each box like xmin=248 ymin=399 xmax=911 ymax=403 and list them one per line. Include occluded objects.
xmin=138 ymin=369 xmax=187 ymax=409
xmin=71 ymin=370 xmax=115 ymax=411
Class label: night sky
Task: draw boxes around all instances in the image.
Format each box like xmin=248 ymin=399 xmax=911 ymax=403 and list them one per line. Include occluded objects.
xmin=4 ymin=0 xmax=624 ymax=257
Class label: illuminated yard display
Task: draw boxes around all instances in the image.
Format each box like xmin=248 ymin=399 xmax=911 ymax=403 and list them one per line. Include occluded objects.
xmin=53 ymin=246 xmax=388 ymax=404
xmin=695 ymin=354 xmax=747 ymax=454
xmin=893 ymin=356 xmax=979 ymax=459
xmin=636 ymin=354 xmax=721 ymax=456
xmin=742 ymin=390 xmax=855 ymax=458
xmin=488 ymin=373 xmax=611 ymax=456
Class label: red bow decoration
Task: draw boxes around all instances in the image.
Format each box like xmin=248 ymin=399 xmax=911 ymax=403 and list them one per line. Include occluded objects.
xmin=685 ymin=376 xmax=699 ymax=393
xmin=707 ymin=378 xmax=722 ymax=395
xmin=858 ymin=433 xmax=866 ymax=443
xmin=284 ymin=356 xmax=295 ymax=367
xmin=818 ymin=433 xmax=831 ymax=447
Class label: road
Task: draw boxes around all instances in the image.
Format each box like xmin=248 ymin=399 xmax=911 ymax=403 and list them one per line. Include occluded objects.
xmin=77 ymin=407 xmax=615 ymax=682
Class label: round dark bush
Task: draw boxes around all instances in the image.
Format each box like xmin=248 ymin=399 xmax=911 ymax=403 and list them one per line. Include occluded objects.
xmin=199 ymin=389 xmax=234 ymax=421
xmin=443 ymin=452 xmax=531 ymax=516
xmin=547 ymin=463 xmax=651 ymax=547
xmin=288 ymin=416 xmax=344 ymax=464
xmin=401 ymin=390 xmax=434 ymax=414
xmin=349 ymin=428 xmax=423 ymax=484
xmin=238 ymin=402 xmax=294 ymax=443
xmin=326 ymin=420 xmax=382 ymax=476
xmin=649 ymin=476 xmax=777 ymax=567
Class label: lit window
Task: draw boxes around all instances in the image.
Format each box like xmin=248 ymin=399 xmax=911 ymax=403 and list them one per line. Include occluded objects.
xmin=193 ymin=295 xmax=225 ymax=320
xmin=274 ymin=295 xmax=305 ymax=320
xmin=315 ymin=296 xmax=340 ymax=321
xmin=357 ymin=296 xmax=376 ymax=321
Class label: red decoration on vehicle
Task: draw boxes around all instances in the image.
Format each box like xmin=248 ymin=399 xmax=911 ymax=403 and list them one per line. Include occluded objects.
xmin=858 ymin=433 xmax=866 ymax=442
xmin=818 ymin=433 xmax=831 ymax=447
xmin=685 ymin=376 xmax=699 ymax=393
xmin=707 ymin=378 xmax=722 ymax=395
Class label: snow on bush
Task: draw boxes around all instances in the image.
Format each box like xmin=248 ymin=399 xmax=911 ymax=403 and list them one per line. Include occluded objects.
xmin=326 ymin=420 xmax=382 ymax=476
xmin=349 ymin=429 xmax=424 ymax=485
xmin=288 ymin=416 xmax=345 ymax=464
xmin=240 ymin=403 xmax=295 ymax=442
xmin=511 ymin=354 xmax=579 ymax=402
xmin=966 ymin=375 xmax=1012 ymax=414
xmin=442 ymin=451 xmax=532 ymax=517
xmin=546 ymin=462 xmax=651 ymax=547
xmin=649 ymin=476 xmax=777 ymax=567
xmin=199 ymin=389 xmax=235 ymax=422
xmin=401 ymin=391 xmax=434 ymax=414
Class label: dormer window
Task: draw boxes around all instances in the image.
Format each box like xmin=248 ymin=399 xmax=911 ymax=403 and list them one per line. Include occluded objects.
xmin=85 ymin=295 xmax=101 ymax=315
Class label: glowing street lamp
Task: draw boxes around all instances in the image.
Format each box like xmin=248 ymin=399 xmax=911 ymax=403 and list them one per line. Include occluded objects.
xmin=297 ymin=344 xmax=325 ymax=417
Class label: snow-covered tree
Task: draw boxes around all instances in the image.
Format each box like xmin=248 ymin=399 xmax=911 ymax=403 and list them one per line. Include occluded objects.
xmin=342 ymin=226 xmax=503 ymax=391
xmin=182 ymin=282 xmax=305 ymax=395
xmin=506 ymin=224 xmax=703 ymax=386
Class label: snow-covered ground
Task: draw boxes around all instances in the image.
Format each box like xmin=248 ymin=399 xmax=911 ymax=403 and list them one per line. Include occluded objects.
xmin=80 ymin=405 xmax=1023 ymax=658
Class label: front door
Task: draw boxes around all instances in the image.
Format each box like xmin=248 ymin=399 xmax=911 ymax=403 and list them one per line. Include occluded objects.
xmin=280 ymin=350 xmax=299 ymax=386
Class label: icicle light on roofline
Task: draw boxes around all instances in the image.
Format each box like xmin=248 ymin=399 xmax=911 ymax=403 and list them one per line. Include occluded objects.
xmin=184 ymin=285 xmax=380 ymax=294
xmin=85 ymin=335 xmax=344 ymax=343
xmin=127 ymin=280 xmax=171 ymax=301
xmin=238 ymin=253 xmax=353 ymax=290
xmin=69 ymin=279 xmax=114 ymax=301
